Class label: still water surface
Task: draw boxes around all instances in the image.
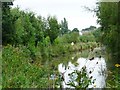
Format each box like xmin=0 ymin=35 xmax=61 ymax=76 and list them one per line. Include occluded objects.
xmin=57 ymin=47 xmax=107 ymax=88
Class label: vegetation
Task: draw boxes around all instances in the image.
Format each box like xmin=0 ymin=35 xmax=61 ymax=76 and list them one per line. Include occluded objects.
xmin=2 ymin=45 xmax=50 ymax=88
xmin=2 ymin=2 xmax=99 ymax=88
xmin=67 ymin=67 xmax=93 ymax=89
xmin=95 ymin=1 xmax=120 ymax=88
xmin=96 ymin=2 xmax=120 ymax=65
xmin=2 ymin=0 xmax=120 ymax=88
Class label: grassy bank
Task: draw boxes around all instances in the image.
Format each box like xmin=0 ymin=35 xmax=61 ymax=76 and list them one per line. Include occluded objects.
xmin=2 ymin=42 xmax=97 ymax=88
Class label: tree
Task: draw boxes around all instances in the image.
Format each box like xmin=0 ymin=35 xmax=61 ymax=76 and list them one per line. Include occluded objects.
xmin=2 ymin=3 xmax=16 ymax=45
xmin=46 ymin=16 xmax=60 ymax=44
xmin=82 ymin=26 xmax=96 ymax=32
xmin=28 ymin=12 xmax=45 ymax=47
xmin=60 ymin=18 xmax=69 ymax=35
xmin=92 ymin=27 xmax=102 ymax=42
xmin=72 ymin=28 xmax=79 ymax=33
xmin=96 ymin=2 xmax=120 ymax=64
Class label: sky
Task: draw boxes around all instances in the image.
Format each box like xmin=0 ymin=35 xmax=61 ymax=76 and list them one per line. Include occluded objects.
xmin=12 ymin=0 xmax=100 ymax=31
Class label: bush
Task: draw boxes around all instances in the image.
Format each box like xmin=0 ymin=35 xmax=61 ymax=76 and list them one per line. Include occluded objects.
xmin=2 ymin=45 xmax=50 ymax=88
xmin=79 ymin=33 xmax=96 ymax=43
xmin=54 ymin=32 xmax=80 ymax=44
xmin=107 ymin=66 xmax=120 ymax=89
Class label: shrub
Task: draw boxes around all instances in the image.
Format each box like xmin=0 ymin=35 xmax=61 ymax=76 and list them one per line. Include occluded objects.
xmin=2 ymin=45 xmax=50 ymax=88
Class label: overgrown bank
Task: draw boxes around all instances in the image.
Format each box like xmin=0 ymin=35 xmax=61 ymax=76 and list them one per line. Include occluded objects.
xmin=2 ymin=41 xmax=98 ymax=88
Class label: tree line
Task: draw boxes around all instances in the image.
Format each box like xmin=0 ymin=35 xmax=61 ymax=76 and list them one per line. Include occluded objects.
xmin=2 ymin=4 xmax=82 ymax=46
xmin=96 ymin=2 xmax=120 ymax=65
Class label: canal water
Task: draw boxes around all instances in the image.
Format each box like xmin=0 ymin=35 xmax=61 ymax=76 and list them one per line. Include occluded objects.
xmin=58 ymin=47 xmax=107 ymax=88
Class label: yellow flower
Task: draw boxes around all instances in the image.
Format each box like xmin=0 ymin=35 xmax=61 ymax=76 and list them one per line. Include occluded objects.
xmin=115 ymin=64 xmax=120 ymax=67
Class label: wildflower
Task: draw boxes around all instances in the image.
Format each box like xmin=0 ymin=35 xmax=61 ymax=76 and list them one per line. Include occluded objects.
xmin=115 ymin=64 xmax=120 ymax=67
xmin=71 ymin=57 xmax=74 ymax=60
xmin=93 ymin=84 xmax=96 ymax=87
xmin=71 ymin=42 xmax=74 ymax=46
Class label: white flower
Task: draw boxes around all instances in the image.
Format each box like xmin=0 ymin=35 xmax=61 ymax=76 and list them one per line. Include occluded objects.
xmin=71 ymin=42 xmax=74 ymax=46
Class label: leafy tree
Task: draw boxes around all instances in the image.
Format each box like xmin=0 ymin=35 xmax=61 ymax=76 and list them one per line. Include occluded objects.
xmin=79 ymin=33 xmax=95 ymax=43
xmin=46 ymin=16 xmax=60 ymax=44
xmin=60 ymin=18 xmax=69 ymax=35
xmin=92 ymin=27 xmax=102 ymax=42
xmin=14 ymin=17 xmax=24 ymax=45
xmin=82 ymin=26 xmax=96 ymax=32
xmin=27 ymin=12 xmax=45 ymax=47
xmin=96 ymin=2 xmax=120 ymax=64
xmin=72 ymin=28 xmax=79 ymax=33
xmin=2 ymin=3 xmax=16 ymax=45
xmin=60 ymin=32 xmax=80 ymax=44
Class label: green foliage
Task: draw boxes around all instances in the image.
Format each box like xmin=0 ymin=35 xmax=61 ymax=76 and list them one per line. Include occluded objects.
xmin=56 ymin=32 xmax=80 ymax=44
xmin=2 ymin=7 xmax=46 ymax=47
xmin=67 ymin=67 xmax=93 ymax=89
xmin=39 ymin=36 xmax=51 ymax=62
xmin=0 ymin=50 xmax=2 ymax=89
xmin=2 ymin=4 xmax=100 ymax=88
xmin=81 ymin=26 xmax=96 ymax=32
xmin=55 ymin=66 xmax=95 ymax=89
xmin=72 ymin=28 xmax=79 ymax=33
xmin=46 ymin=16 xmax=60 ymax=43
xmin=80 ymin=33 xmax=96 ymax=43
xmin=95 ymin=2 xmax=120 ymax=88
xmin=2 ymin=4 xmax=15 ymax=45
xmin=96 ymin=2 xmax=120 ymax=64
xmin=60 ymin=18 xmax=69 ymax=35
xmin=92 ymin=27 xmax=102 ymax=42
xmin=107 ymin=68 xmax=120 ymax=89
xmin=2 ymin=45 xmax=50 ymax=88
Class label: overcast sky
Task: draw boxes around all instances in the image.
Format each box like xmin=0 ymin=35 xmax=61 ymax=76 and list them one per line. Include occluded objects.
xmin=12 ymin=0 xmax=100 ymax=31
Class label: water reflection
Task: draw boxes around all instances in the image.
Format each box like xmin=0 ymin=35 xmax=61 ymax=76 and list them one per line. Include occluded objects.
xmin=58 ymin=47 xmax=107 ymax=88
